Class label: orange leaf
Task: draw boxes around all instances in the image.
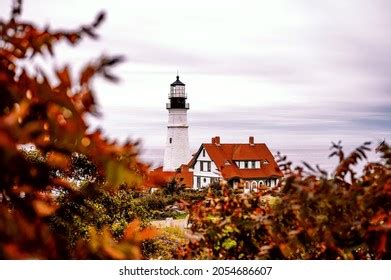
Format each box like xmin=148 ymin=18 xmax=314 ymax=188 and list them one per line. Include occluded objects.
xmin=123 ymin=220 xmax=141 ymax=240
xmin=80 ymin=65 xmax=95 ymax=85
xmin=56 ymin=66 xmax=71 ymax=88
xmin=33 ymin=200 xmax=58 ymax=217
xmin=137 ymin=227 xmax=157 ymax=242
xmin=46 ymin=151 xmax=71 ymax=169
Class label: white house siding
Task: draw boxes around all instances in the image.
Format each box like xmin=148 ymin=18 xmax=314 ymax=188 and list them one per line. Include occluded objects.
xmin=192 ymin=147 xmax=220 ymax=190
xmin=243 ymin=178 xmax=278 ymax=193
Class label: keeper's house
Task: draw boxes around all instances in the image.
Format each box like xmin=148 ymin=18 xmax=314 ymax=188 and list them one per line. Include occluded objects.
xmin=188 ymin=136 xmax=283 ymax=192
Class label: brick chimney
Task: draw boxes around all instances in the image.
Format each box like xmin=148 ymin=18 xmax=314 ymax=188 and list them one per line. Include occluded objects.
xmin=249 ymin=136 xmax=254 ymax=146
xmin=215 ymin=136 xmax=220 ymax=146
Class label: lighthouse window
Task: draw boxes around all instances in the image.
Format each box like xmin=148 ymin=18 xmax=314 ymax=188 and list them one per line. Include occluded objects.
xmin=169 ymin=138 xmax=172 ymax=144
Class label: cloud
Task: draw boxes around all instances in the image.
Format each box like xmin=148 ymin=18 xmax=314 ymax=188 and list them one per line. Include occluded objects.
xmin=2 ymin=0 xmax=390 ymax=170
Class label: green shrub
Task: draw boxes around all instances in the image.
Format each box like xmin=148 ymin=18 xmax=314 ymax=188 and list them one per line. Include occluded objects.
xmin=143 ymin=227 xmax=187 ymax=260
xmin=50 ymin=187 xmax=151 ymax=248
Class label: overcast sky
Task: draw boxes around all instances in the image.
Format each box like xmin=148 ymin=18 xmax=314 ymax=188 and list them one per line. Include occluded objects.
xmin=2 ymin=0 xmax=390 ymax=170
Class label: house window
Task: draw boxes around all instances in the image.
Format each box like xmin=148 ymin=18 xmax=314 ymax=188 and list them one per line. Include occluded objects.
xmin=197 ymin=176 xmax=201 ymax=188
xmin=211 ymin=177 xmax=218 ymax=184
xmin=169 ymin=138 xmax=172 ymax=144
xmin=244 ymin=161 xmax=248 ymax=169
xmin=251 ymin=161 xmax=256 ymax=168
xmin=203 ymin=178 xmax=207 ymax=183
xmin=202 ymin=149 xmax=205 ymax=157
xmin=200 ymin=161 xmax=211 ymax=172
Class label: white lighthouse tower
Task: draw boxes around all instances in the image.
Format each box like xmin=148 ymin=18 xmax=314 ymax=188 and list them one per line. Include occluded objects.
xmin=163 ymin=75 xmax=191 ymax=172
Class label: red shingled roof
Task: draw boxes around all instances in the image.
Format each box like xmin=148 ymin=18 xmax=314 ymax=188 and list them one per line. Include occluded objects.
xmin=189 ymin=137 xmax=283 ymax=180
xmin=147 ymin=164 xmax=193 ymax=188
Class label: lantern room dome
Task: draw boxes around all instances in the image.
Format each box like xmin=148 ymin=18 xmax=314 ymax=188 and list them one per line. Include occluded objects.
xmin=170 ymin=75 xmax=185 ymax=86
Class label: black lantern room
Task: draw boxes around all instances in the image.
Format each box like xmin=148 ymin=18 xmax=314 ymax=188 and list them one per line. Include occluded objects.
xmin=166 ymin=75 xmax=189 ymax=110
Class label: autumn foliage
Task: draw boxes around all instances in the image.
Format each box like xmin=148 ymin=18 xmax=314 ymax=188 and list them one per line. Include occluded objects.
xmin=0 ymin=0 xmax=154 ymax=259
xmin=180 ymin=142 xmax=391 ymax=259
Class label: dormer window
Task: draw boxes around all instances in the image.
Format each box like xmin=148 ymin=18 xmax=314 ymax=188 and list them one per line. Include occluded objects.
xmin=234 ymin=160 xmax=261 ymax=169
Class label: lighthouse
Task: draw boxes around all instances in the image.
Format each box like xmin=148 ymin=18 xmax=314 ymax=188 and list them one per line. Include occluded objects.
xmin=163 ymin=75 xmax=191 ymax=172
